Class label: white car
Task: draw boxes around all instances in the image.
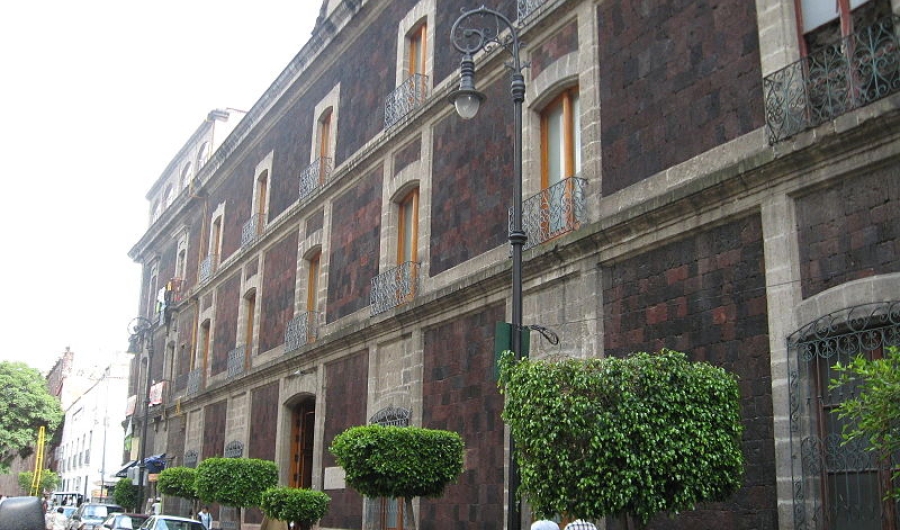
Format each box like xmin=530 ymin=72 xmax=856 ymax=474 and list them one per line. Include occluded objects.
xmin=137 ymin=515 xmax=206 ymax=530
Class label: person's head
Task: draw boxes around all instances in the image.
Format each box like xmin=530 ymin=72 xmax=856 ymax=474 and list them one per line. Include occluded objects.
xmin=57 ymin=507 xmax=64 ymax=513
xmin=531 ymin=520 xmax=559 ymax=530
xmin=201 ymin=506 xmax=209 ymax=512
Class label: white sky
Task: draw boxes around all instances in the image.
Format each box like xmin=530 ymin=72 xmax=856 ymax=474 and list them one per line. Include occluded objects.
xmin=0 ymin=1 xmax=321 ymax=374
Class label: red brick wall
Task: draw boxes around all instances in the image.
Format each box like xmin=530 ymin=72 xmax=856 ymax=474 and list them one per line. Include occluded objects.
xmin=430 ymin=76 xmax=512 ymax=275
xmin=599 ymin=0 xmax=764 ymax=194
xmin=796 ymin=166 xmax=900 ymax=298
xmin=327 ymin=167 xmax=382 ymax=322
xmin=319 ymin=351 xmax=368 ymax=529
xmin=249 ymin=381 xmax=279 ymax=461
xmin=420 ymin=305 xmax=507 ymax=530
xmin=212 ymin=273 xmax=240 ymax=376
xmin=260 ymin=232 xmax=299 ymax=353
xmin=306 ymin=209 xmax=324 ymax=235
xmin=393 ymin=136 xmax=421 ymax=177
xmin=603 ymin=215 xmax=775 ymax=529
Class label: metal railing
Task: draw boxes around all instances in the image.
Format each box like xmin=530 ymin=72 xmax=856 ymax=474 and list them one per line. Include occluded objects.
xmin=299 ymin=157 xmax=333 ymax=201
xmin=385 ymin=74 xmax=429 ymax=128
xmin=198 ymin=255 xmax=215 ymax=282
xmin=227 ymin=345 xmax=246 ymax=379
xmin=763 ymin=15 xmax=900 ymax=143
xmin=284 ymin=311 xmax=322 ymax=352
xmin=518 ymin=0 xmax=547 ymax=20
xmin=513 ymin=176 xmax=587 ymax=251
xmin=186 ymin=368 xmax=203 ymax=396
xmin=370 ymin=261 xmax=420 ymax=315
xmin=241 ymin=213 xmax=265 ymax=248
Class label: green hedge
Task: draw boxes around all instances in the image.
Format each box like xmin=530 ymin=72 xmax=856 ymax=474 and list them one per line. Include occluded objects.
xmin=195 ymin=458 xmax=278 ymax=508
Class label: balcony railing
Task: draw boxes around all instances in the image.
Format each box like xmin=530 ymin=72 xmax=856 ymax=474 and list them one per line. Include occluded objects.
xmin=518 ymin=0 xmax=548 ymax=19
xmin=284 ymin=311 xmax=322 ymax=352
xmin=227 ymin=345 xmax=246 ymax=379
xmin=370 ymin=261 xmax=420 ymax=315
xmin=299 ymin=157 xmax=334 ymax=201
xmin=241 ymin=213 xmax=265 ymax=248
xmin=763 ymin=15 xmax=900 ymax=143
xmin=513 ymin=176 xmax=588 ymax=251
xmin=186 ymin=368 xmax=203 ymax=396
xmin=385 ymin=74 xmax=429 ymax=128
xmin=199 ymin=255 xmax=216 ymax=282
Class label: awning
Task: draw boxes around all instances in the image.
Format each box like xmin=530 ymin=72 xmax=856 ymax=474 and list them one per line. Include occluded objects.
xmin=114 ymin=460 xmax=138 ymax=478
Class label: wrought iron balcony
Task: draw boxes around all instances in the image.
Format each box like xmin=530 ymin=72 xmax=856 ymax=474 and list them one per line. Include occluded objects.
xmin=227 ymin=345 xmax=246 ymax=379
xmin=518 ymin=0 xmax=547 ymax=19
xmin=284 ymin=311 xmax=322 ymax=352
xmin=199 ymin=255 xmax=216 ymax=282
xmin=513 ymin=176 xmax=587 ymax=251
xmin=763 ymin=15 xmax=900 ymax=143
xmin=186 ymin=368 xmax=203 ymax=396
xmin=241 ymin=213 xmax=265 ymax=248
xmin=384 ymin=74 xmax=429 ymax=128
xmin=370 ymin=261 xmax=420 ymax=315
xmin=299 ymin=157 xmax=333 ymax=201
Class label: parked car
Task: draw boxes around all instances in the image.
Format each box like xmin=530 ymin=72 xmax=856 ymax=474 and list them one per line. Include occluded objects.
xmin=138 ymin=515 xmax=205 ymax=530
xmin=67 ymin=503 xmax=124 ymax=530
xmin=99 ymin=513 xmax=149 ymax=530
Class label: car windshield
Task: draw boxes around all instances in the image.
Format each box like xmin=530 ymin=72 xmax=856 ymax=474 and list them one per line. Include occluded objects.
xmin=83 ymin=505 xmax=120 ymax=520
xmin=114 ymin=515 xmax=148 ymax=529
xmin=149 ymin=520 xmax=204 ymax=530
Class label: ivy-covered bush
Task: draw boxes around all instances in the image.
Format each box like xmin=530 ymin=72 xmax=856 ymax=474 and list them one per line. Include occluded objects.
xmin=260 ymin=487 xmax=330 ymax=530
xmin=329 ymin=425 xmax=464 ymax=499
xmin=195 ymin=458 xmax=278 ymax=508
xmin=499 ymin=349 xmax=744 ymax=525
xmin=113 ymin=478 xmax=139 ymax=512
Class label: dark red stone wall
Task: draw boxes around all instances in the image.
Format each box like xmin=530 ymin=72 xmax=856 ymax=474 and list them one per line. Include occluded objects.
xmin=796 ymin=166 xmax=900 ymax=298
xmin=530 ymin=19 xmax=579 ymax=80
xmin=327 ymin=167 xmax=382 ymax=322
xmin=249 ymin=381 xmax=279 ymax=461
xmin=393 ymin=136 xmax=421 ymax=177
xmin=420 ymin=305 xmax=507 ymax=530
xmin=306 ymin=209 xmax=324 ymax=235
xmin=212 ymin=273 xmax=240 ymax=376
xmin=319 ymin=350 xmax=368 ymax=529
xmin=430 ymin=76 xmax=512 ymax=275
xmin=599 ymin=0 xmax=764 ymax=194
xmin=260 ymin=232 xmax=299 ymax=353
xmin=202 ymin=400 xmax=227 ymax=459
xmin=434 ymin=0 xmax=517 ymax=82
xmin=603 ymin=216 xmax=775 ymax=529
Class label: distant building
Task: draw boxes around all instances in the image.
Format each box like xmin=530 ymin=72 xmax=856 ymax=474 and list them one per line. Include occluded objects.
xmin=126 ymin=1 xmax=900 ymax=529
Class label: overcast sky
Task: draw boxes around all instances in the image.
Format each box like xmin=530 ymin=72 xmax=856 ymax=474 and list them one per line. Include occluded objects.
xmin=0 ymin=1 xmax=321 ymax=374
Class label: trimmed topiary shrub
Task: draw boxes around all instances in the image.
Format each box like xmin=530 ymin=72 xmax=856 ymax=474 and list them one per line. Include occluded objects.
xmin=260 ymin=487 xmax=330 ymax=530
xmin=196 ymin=457 xmax=278 ymax=525
xmin=499 ymin=349 xmax=744 ymax=527
xmin=113 ymin=477 xmax=139 ymax=512
xmin=157 ymin=466 xmax=199 ymax=514
xmin=329 ymin=425 xmax=464 ymax=500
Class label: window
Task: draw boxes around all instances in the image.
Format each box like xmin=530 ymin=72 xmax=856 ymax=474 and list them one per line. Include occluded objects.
xmin=197 ymin=142 xmax=211 ymax=168
xmin=397 ymin=188 xmax=419 ymax=265
xmin=541 ymin=87 xmax=581 ymax=188
xmin=408 ymin=23 xmax=427 ymax=79
xmin=316 ymin=108 xmax=333 ymax=182
xmin=198 ymin=320 xmax=211 ymax=373
xmin=787 ymin=302 xmax=900 ymax=530
xmin=307 ymin=252 xmax=321 ymax=314
xmin=540 ymin=87 xmax=581 ymax=235
xmin=180 ymin=163 xmax=193 ymax=190
xmin=797 ymin=0 xmax=877 ymax=53
xmin=210 ymin=215 xmax=223 ymax=266
xmin=244 ymin=290 xmax=256 ymax=355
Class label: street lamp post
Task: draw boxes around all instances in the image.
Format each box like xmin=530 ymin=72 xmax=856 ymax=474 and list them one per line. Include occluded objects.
xmin=448 ymin=7 xmax=527 ymax=530
xmin=127 ymin=317 xmax=155 ymax=513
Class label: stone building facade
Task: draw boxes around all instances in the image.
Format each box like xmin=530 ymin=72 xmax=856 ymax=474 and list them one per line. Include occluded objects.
xmin=126 ymin=0 xmax=900 ymax=529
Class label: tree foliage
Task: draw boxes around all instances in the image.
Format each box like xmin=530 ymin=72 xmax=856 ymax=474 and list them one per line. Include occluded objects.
xmin=17 ymin=469 xmax=59 ymax=495
xmin=114 ymin=478 xmax=140 ymax=511
xmin=157 ymin=466 xmax=199 ymax=501
xmin=195 ymin=458 xmax=278 ymax=509
xmin=329 ymin=425 xmax=464 ymax=499
xmin=259 ymin=487 xmax=330 ymax=530
xmin=0 ymin=362 xmax=64 ymax=473
xmin=831 ymin=345 xmax=900 ymax=500
xmin=499 ymin=349 xmax=744 ymax=525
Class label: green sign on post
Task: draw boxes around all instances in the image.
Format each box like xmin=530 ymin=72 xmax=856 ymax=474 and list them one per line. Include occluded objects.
xmin=494 ymin=322 xmax=530 ymax=379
